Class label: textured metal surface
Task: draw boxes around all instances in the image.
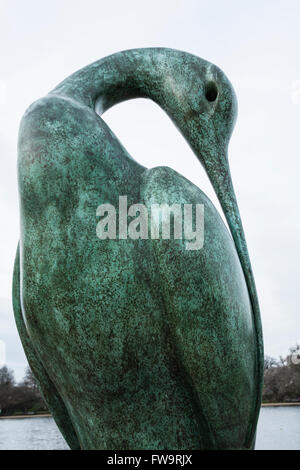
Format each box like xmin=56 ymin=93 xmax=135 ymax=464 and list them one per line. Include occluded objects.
xmin=13 ymin=48 xmax=263 ymax=449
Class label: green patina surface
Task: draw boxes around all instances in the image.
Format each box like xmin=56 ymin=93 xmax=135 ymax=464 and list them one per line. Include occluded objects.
xmin=13 ymin=48 xmax=263 ymax=449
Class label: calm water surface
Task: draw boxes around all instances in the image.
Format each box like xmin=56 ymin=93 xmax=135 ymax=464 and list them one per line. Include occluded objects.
xmin=0 ymin=407 xmax=299 ymax=450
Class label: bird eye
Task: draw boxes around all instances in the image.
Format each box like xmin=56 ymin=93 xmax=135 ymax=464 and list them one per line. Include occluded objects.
xmin=205 ymin=81 xmax=218 ymax=102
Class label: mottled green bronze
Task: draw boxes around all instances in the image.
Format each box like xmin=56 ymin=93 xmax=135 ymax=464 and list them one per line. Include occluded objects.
xmin=13 ymin=48 xmax=263 ymax=450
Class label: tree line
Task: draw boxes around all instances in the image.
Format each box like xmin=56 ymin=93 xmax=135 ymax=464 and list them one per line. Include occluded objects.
xmin=0 ymin=344 xmax=299 ymax=416
xmin=263 ymin=344 xmax=300 ymax=403
xmin=0 ymin=366 xmax=48 ymax=416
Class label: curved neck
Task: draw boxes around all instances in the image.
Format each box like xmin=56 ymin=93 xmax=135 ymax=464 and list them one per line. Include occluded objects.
xmin=51 ymin=48 xmax=177 ymax=115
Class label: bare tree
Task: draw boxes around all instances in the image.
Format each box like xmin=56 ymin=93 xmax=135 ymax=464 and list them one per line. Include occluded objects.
xmin=0 ymin=366 xmax=15 ymax=386
xmin=264 ymin=355 xmax=278 ymax=370
xmin=21 ymin=366 xmax=39 ymax=392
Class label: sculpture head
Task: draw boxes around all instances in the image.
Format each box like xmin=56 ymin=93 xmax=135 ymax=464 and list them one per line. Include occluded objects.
xmin=161 ymin=53 xmax=238 ymax=158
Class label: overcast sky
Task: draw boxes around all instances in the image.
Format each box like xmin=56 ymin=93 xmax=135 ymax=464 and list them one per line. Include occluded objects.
xmin=1 ymin=0 xmax=299 ymax=380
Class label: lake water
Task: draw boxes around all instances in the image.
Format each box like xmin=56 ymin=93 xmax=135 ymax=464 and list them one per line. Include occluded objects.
xmin=0 ymin=407 xmax=299 ymax=450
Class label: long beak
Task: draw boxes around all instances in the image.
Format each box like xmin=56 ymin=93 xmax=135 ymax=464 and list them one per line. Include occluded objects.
xmin=202 ymin=151 xmax=263 ymax=449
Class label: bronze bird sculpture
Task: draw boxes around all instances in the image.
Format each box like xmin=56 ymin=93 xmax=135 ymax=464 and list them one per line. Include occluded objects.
xmin=13 ymin=48 xmax=263 ymax=449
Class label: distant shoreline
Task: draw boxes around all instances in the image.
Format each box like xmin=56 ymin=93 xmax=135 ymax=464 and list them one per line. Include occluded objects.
xmin=261 ymin=402 xmax=300 ymax=407
xmin=1 ymin=403 xmax=300 ymax=419
xmin=0 ymin=413 xmax=51 ymax=419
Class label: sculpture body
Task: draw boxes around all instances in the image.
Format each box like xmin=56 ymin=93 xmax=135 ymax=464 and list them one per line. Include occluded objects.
xmin=13 ymin=48 xmax=263 ymax=449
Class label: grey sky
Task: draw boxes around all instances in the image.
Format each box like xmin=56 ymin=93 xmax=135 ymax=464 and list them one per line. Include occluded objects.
xmin=1 ymin=0 xmax=299 ymax=380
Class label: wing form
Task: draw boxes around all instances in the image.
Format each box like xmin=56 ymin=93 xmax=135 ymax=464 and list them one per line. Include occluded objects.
xmin=12 ymin=244 xmax=81 ymax=450
xmin=141 ymin=166 xmax=257 ymax=450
